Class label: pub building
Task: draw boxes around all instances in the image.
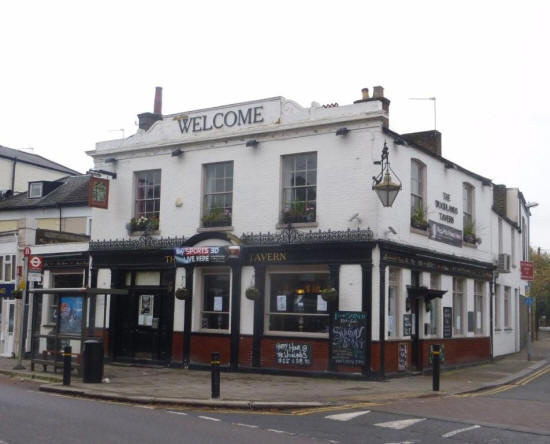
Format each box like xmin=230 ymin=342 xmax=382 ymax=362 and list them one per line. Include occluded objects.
xmin=87 ymin=86 xmax=531 ymax=376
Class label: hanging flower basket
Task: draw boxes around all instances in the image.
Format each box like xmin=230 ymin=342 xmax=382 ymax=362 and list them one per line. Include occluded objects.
xmin=11 ymin=289 xmax=23 ymax=300
xmin=175 ymin=288 xmax=191 ymax=301
xmin=245 ymin=287 xmax=261 ymax=301
xmin=320 ymin=287 xmax=338 ymax=302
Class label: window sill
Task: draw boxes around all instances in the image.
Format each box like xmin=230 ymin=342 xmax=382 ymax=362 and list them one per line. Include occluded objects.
xmin=264 ymin=331 xmax=328 ymax=339
xmin=504 ymin=327 xmax=513 ymax=331
xmin=128 ymin=230 xmax=160 ymax=237
xmin=463 ymin=241 xmax=477 ymax=249
xmin=199 ymin=328 xmax=230 ymax=334
xmin=410 ymin=226 xmax=428 ymax=236
xmin=197 ymin=226 xmax=234 ymax=233
xmin=276 ymin=222 xmax=319 ymax=229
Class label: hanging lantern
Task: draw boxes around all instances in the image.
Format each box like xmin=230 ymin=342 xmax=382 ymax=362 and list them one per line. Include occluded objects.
xmin=372 ymin=141 xmax=402 ymax=207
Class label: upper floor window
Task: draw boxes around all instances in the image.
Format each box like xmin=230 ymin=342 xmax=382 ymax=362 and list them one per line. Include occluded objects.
xmin=202 ymin=162 xmax=233 ymax=228
xmin=463 ymin=183 xmax=475 ymax=242
xmin=0 ymin=255 xmax=16 ymax=282
xmin=134 ymin=170 xmax=161 ymax=228
xmin=410 ymin=159 xmax=427 ymax=230
xmin=29 ymin=182 xmax=43 ymax=198
xmin=281 ymin=153 xmax=317 ymax=224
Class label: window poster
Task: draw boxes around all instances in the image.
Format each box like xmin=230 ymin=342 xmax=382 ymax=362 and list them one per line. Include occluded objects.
xmin=316 ymin=295 xmax=327 ymax=312
xmin=138 ymin=294 xmax=154 ymax=326
xmin=213 ymin=296 xmax=223 ymax=312
xmin=59 ymin=296 xmax=83 ymax=334
xmin=277 ymin=295 xmax=287 ymax=311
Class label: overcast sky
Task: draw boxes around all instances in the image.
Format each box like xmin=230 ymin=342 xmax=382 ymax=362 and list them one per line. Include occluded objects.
xmin=1 ymin=1 xmax=549 ymax=248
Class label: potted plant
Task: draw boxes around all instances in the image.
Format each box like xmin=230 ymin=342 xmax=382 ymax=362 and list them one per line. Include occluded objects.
xmin=175 ymin=288 xmax=192 ymax=301
xmin=245 ymin=287 xmax=261 ymax=301
xmin=463 ymin=220 xmax=477 ymax=244
xmin=126 ymin=216 xmax=159 ymax=233
xmin=319 ymin=287 xmax=338 ymax=302
xmin=411 ymin=206 xmax=428 ymax=230
xmin=281 ymin=202 xmax=316 ymax=224
xmin=202 ymin=208 xmax=232 ymax=228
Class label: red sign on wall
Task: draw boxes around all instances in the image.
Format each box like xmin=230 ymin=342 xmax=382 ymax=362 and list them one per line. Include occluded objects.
xmin=520 ymin=261 xmax=534 ymax=281
xmin=28 ymin=255 xmax=43 ymax=272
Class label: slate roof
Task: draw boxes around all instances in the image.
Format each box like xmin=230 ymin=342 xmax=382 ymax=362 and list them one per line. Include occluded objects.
xmin=0 ymin=145 xmax=80 ymax=175
xmin=0 ymin=175 xmax=90 ymax=210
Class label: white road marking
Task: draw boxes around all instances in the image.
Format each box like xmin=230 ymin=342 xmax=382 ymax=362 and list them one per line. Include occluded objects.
xmin=325 ymin=410 xmax=371 ymax=421
xmin=166 ymin=410 xmax=188 ymax=416
xmin=441 ymin=424 xmax=481 ymax=438
xmin=233 ymin=423 xmax=259 ymax=429
xmin=375 ymin=418 xmax=426 ymax=430
xmin=198 ymin=415 xmax=221 ymax=422
xmin=267 ymin=429 xmax=295 ymax=435
xmin=384 ymin=441 xmax=418 ymax=444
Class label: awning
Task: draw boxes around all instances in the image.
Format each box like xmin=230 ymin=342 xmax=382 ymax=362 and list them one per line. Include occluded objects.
xmin=406 ymin=285 xmax=447 ymax=301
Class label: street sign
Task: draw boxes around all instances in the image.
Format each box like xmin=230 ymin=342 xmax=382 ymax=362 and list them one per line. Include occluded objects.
xmin=28 ymin=255 xmax=43 ymax=272
xmin=28 ymin=272 xmax=42 ymax=283
xmin=23 ymin=247 xmax=31 ymax=257
xmin=525 ymin=297 xmax=534 ymax=307
xmin=521 ymin=261 xmax=534 ymax=281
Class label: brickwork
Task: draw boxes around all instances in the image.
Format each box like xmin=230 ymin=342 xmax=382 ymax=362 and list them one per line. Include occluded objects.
xmin=171 ymin=332 xmax=183 ymax=363
xmin=238 ymin=335 xmax=253 ymax=367
xmin=189 ymin=334 xmax=231 ymax=365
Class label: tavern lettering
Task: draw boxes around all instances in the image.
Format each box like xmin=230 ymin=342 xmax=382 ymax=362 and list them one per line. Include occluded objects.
xmin=177 ymin=106 xmax=264 ymax=134
xmin=249 ymin=252 xmax=287 ymax=263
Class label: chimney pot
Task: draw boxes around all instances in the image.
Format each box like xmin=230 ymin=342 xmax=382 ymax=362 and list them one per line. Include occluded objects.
xmin=361 ymin=88 xmax=369 ymax=100
xmin=154 ymin=86 xmax=163 ymax=115
xmin=373 ymin=86 xmax=384 ymax=99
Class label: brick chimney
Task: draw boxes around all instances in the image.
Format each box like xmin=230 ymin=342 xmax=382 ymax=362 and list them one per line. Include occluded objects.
xmin=138 ymin=87 xmax=163 ymax=131
xmin=401 ymin=130 xmax=442 ymax=156
xmin=354 ymin=86 xmax=390 ymax=125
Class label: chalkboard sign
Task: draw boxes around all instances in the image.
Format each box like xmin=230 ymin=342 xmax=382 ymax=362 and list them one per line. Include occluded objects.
xmin=443 ymin=307 xmax=453 ymax=338
xmin=403 ymin=314 xmax=412 ymax=336
xmin=330 ymin=311 xmax=367 ymax=366
xmin=275 ymin=342 xmax=312 ymax=366
xmin=398 ymin=343 xmax=408 ymax=371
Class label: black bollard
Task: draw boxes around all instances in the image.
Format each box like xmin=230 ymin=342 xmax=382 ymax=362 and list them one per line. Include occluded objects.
xmin=63 ymin=346 xmax=72 ymax=386
xmin=432 ymin=344 xmax=441 ymax=391
xmin=211 ymin=352 xmax=220 ymax=399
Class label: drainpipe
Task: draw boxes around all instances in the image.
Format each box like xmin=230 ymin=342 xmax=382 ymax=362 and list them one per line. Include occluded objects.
xmin=490 ymin=271 xmax=497 ymax=359
xmin=11 ymin=157 xmax=17 ymax=192
xmin=58 ymin=205 xmax=62 ymax=231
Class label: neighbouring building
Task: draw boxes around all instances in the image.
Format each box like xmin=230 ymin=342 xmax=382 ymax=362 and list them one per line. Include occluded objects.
xmin=0 ymin=174 xmax=91 ymax=357
xmin=85 ymin=87 xmax=531 ymax=376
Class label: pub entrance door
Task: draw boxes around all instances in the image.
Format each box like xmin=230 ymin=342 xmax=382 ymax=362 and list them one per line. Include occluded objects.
xmin=113 ymin=289 xmax=172 ymax=363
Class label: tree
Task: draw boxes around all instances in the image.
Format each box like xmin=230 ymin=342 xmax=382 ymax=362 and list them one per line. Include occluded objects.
xmin=531 ymin=248 xmax=550 ymax=321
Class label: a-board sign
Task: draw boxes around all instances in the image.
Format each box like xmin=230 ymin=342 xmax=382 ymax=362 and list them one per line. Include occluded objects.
xmin=443 ymin=307 xmax=453 ymax=338
xmin=398 ymin=343 xmax=408 ymax=371
xmin=403 ymin=314 xmax=412 ymax=336
xmin=330 ymin=311 xmax=367 ymax=366
xmin=467 ymin=311 xmax=475 ymax=333
xmin=275 ymin=342 xmax=312 ymax=366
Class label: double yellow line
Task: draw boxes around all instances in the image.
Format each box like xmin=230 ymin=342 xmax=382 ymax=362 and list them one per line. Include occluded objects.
xmin=455 ymin=363 xmax=550 ymax=398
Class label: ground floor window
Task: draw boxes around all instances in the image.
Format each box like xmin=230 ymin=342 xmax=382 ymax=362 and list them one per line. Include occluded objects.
xmin=266 ymin=269 xmax=330 ymax=336
xmin=504 ymin=286 xmax=511 ymax=328
xmin=428 ymin=274 xmax=441 ymax=336
xmin=388 ymin=268 xmax=400 ymax=337
xmin=474 ymin=281 xmax=484 ymax=334
xmin=201 ymin=271 xmax=230 ymax=331
xmin=453 ymin=278 xmax=464 ymax=335
xmin=495 ymin=284 xmax=501 ymax=329
xmin=47 ymin=272 xmax=86 ymax=325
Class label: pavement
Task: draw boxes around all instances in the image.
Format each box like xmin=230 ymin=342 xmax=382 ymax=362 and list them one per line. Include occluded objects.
xmin=1 ymin=330 xmax=549 ymax=410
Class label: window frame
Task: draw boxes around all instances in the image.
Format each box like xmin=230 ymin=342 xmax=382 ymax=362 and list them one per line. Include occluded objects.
xmin=452 ymin=278 xmax=464 ymax=336
xmin=202 ymin=161 xmax=234 ymax=228
xmin=474 ymin=280 xmax=484 ymax=335
xmin=428 ymin=274 xmax=441 ymax=336
xmin=200 ymin=268 xmax=231 ymax=333
xmin=463 ymin=182 xmax=475 ymax=231
xmin=410 ymin=159 xmax=427 ymax=227
xmin=495 ymin=284 xmax=501 ymax=329
xmin=134 ymin=169 xmax=161 ymax=222
xmin=388 ymin=268 xmax=400 ymax=338
xmin=264 ymin=266 xmax=330 ymax=338
xmin=504 ymin=286 xmax=511 ymax=329
xmin=29 ymin=182 xmax=43 ymax=198
xmin=280 ymin=152 xmax=317 ymax=224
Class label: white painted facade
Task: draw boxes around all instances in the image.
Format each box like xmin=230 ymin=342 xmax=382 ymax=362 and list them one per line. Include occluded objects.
xmin=88 ymin=90 xmax=530 ymax=371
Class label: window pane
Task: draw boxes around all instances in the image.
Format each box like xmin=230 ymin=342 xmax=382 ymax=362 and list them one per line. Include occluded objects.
xmin=295 ymin=155 xmax=307 ymax=171
xmin=281 ymin=153 xmax=317 ymax=223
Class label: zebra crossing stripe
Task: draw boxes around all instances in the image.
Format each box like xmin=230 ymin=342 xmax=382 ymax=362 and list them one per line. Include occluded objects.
xmin=374 ymin=418 xmax=426 ymax=430
xmin=325 ymin=410 xmax=370 ymax=421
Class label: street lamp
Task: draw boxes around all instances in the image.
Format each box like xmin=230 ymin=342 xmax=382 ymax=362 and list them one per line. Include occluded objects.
xmin=372 ymin=141 xmax=402 ymax=207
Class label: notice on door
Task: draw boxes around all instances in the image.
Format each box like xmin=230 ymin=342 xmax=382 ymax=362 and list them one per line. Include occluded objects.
xmin=138 ymin=294 xmax=154 ymax=326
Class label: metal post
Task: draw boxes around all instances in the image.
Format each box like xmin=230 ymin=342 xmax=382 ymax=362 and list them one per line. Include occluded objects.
xmin=211 ymin=352 xmax=220 ymax=399
xmin=13 ymin=255 xmax=28 ymax=370
xmin=432 ymin=344 xmax=441 ymax=391
xmin=63 ymin=346 xmax=72 ymax=386
xmin=527 ymin=306 xmax=532 ymax=361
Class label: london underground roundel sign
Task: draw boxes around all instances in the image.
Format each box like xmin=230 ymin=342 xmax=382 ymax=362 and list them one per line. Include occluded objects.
xmin=29 ymin=255 xmax=43 ymax=272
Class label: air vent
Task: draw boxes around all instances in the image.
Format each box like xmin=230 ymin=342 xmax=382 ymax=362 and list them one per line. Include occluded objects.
xmin=498 ymin=253 xmax=511 ymax=273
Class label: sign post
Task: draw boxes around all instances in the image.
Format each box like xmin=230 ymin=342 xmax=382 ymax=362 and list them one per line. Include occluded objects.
xmin=525 ymin=283 xmax=532 ymax=361
xmin=13 ymin=253 xmax=29 ymax=370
